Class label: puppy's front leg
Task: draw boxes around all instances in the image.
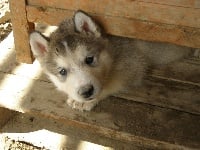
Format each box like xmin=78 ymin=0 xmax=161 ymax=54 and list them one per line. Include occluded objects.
xmin=66 ymin=98 xmax=99 ymax=111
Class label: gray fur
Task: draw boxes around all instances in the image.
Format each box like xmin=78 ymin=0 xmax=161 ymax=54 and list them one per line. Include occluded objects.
xmin=30 ymin=10 xmax=193 ymax=111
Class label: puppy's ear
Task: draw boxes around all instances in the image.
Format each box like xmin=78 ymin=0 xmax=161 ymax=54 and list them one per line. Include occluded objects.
xmin=29 ymin=32 xmax=49 ymax=58
xmin=74 ymin=10 xmax=101 ymax=37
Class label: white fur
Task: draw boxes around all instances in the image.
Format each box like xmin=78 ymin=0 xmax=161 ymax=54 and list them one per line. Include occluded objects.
xmin=62 ymin=41 xmax=70 ymax=53
xmin=66 ymin=98 xmax=99 ymax=111
xmin=54 ymin=52 xmax=101 ymax=103
xmin=66 ymin=70 xmax=101 ymax=102
xmin=29 ymin=32 xmax=48 ymax=57
xmin=74 ymin=11 xmax=100 ymax=37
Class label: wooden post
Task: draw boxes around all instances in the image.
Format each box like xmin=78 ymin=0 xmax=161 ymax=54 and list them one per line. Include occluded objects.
xmin=9 ymin=0 xmax=34 ymax=63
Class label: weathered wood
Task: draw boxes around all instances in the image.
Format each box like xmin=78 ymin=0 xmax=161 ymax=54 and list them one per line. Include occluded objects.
xmin=27 ymin=0 xmax=200 ymax=9
xmin=4 ymin=61 xmax=200 ymax=115
xmin=0 ymin=43 xmax=199 ymax=115
xmin=0 ymin=114 xmax=137 ymax=149
xmin=117 ymin=60 xmax=200 ymax=115
xmin=1 ymin=37 xmax=199 ymax=115
xmin=10 ymin=0 xmax=200 ymax=63
xmin=0 ymin=71 xmax=199 ymax=149
xmin=9 ymin=0 xmax=34 ymax=63
xmin=0 ymin=107 xmax=16 ymax=128
xmin=27 ymin=0 xmax=200 ymax=28
xmin=151 ymin=59 xmax=200 ymax=85
xmin=26 ymin=6 xmax=200 ymax=49
xmin=117 ymin=61 xmax=200 ymax=115
xmin=7 ymin=1 xmax=200 ymax=148
xmin=117 ymin=77 xmax=200 ymax=115
xmin=141 ymin=0 xmax=200 ymax=8
xmin=0 ymin=40 xmax=199 ymax=148
xmin=26 ymin=6 xmax=73 ymax=25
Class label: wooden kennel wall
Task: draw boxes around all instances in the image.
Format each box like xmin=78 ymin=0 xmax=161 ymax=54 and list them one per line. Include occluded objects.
xmin=10 ymin=0 xmax=200 ymax=63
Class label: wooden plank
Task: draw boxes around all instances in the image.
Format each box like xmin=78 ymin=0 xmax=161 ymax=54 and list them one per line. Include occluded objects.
xmin=0 ymin=58 xmax=200 ymax=113
xmin=0 ymin=33 xmax=199 ymax=115
xmin=116 ymin=60 xmax=200 ymax=115
xmin=0 ymin=32 xmax=199 ymax=148
xmin=1 ymin=61 xmax=199 ymax=115
xmin=117 ymin=77 xmax=200 ymax=115
xmin=0 ymin=72 xmax=199 ymax=149
xmin=27 ymin=0 xmax=200 ymax=28
xmin=1 ymin=113 xmax=135 ymax=149
xmin=0 ymin=107 xmax=16 ymax=128
xmin=139 ymin=0 xmax=200 ymax=8
xmin=26 ymin=6 xmax=73 ymax=25
xmin=9 ymin=0 xmax=34 ymax=63
xmin=152 ymin=59 xmax=200 ymax=85
xmin=26 ymin=6 xmax=200 ymax=48
xmin=27 ymin=0 xmax=200 ymax=9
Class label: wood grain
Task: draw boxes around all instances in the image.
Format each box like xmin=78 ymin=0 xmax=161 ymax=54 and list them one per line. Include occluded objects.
xmin=9 ymin=0 xmax=34 ymax=63
xmin=7 ymin=1 xmax=200 ymax=148
xmin=140 ymin=0 xmax=200 ymax=8
xmin=0 ymin=107 xmax=16 ymax=128
xmin=27 ymin=6 xmax=200 ymax=48
xmin=0 ymin=71 xmax=199 ymax=149
xmin=27 ymin=0 xmax=200 ymax=28
xmin=0 ymin=58 xmax=199 ymax=115
xmin=0 ymin=39 xmax=199 ymax=148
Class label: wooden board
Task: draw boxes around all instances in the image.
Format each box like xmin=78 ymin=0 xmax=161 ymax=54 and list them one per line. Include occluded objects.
xmin=0 ymin=71 xmax=199 ymax=149
xmin=10 ymin=0 xmax=200 ymax=63
xmin=117 ymin=77 xmax=200 ymax=115
xmin=27 ymin=0 xmax=200 ymax=28
xmin=0 ymin=41 xmax=199 ymax=115
xmin=26 ymin=6 xmax=200 ymax=48
xmin=118 ymin=61 xmax=200 ymax=115
xmin=9 ymin=0 xmax=34 ymax=63
xmin=140 ymin=0 xmax=200 ymax=8
xmin=0 ymin=35 xmax=199 ymax=148
xmin=1 ymin=62 xmax=200 ymax=115
xmin=0 ymin=107 xmax=16 ymax=128
xmin=0 ymin=113 xmax=136 ymax=149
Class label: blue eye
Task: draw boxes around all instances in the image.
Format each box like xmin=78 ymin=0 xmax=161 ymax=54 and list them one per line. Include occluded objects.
xmin=59 ymin=68 xmax=67 ymax=76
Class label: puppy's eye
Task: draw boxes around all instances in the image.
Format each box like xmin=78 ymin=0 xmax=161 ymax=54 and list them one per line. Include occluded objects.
xmin=85 ymin=56 xmax=94 ymax=65
xmin=59 ymin=68 xmax=67 ymax=76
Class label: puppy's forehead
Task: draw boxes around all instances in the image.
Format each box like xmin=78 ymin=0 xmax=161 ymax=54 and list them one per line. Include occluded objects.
xmin=50 ymin=33 xmax=104 ymax=61
xmin=52 ymin=41 xmax=87 ymax=65
xmin=51 ymin=35 xmax=88 ymax=50
xmin=64 ymin=35 xmax=82 ymax=49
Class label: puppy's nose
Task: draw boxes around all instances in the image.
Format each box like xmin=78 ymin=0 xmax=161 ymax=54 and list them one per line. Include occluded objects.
xmin=78 ymin=84 xmax=94 ymax=99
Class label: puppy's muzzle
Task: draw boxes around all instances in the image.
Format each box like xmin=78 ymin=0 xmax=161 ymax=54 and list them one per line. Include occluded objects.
xmin=78 ymin=84 xmax=94 ymax=99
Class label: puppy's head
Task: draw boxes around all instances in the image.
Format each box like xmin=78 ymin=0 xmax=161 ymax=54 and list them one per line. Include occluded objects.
xmin=29 ymin=11 xmax=112 ymax=102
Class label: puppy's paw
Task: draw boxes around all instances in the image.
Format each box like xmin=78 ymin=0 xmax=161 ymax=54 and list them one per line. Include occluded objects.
xmin=66 ymin=98 xmax=98 ymax=111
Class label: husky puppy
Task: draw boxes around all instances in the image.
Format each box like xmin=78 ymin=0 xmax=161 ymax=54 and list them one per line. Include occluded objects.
xmin=29 ymin=10 xmax=193 ymax=111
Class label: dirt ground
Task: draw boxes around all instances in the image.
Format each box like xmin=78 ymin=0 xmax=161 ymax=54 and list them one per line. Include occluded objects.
xmin=3 ymin=138 xmax=46 ymax=150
